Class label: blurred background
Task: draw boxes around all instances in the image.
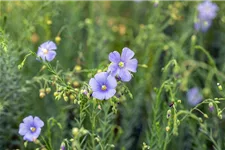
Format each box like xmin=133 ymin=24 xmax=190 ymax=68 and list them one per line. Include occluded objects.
xmin=1 ymin=1 xmax=225 ymax=150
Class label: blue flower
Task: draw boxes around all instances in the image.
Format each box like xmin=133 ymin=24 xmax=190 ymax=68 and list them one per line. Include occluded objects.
xmin=108 ymin=47 xmax=138 ymax=82
xmin=187 ymin=87 xmax=203 ymax=106
xmin=37 ymin=41 xmax=57 ymax=61
xmin=18 ymin=116 xmax=44 ymax=142
xmin=197 ymin=0 xmax=218 ymax=20
xmin=194 ymin=18 xmax=212 ymax=32
xmin=89 ymin=72 xmax=117 ymax=100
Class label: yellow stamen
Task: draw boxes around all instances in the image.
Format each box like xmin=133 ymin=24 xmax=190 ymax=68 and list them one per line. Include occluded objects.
xmin=203 ymin=21 xmax=209 ymax=27
xmin=118 ymin=61 xmax=124 ymax=68
xmin=30 ymin=127 xmax=36 ymax=132
xmin=43 ymin=49 xmax=48 ymax=54
xmin=101 ymin=85 xmax=107 ymax=91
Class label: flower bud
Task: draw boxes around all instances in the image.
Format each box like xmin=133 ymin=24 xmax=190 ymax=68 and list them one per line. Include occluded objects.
xmin=203 ymin=88 xmax=210 ymax=98
xmin=85 ymin=18 xmax=92 ymax=24
xmin=64 ymin=96 xmax=68 ymax=102
xmin=45 ymin=88 xmax=51 ymax=94
xmin=72 ymin=128 xmax=79 ymax=136
xmin=54 ymin=92 xmax=58 ymax=97
xmin=167 ymin=109 xmax=171 ymax=119
xmin=95 ymin=137 xmax=100 ymax=142
xmin=166 ymin=126 xmax=170 ymax=132
xmin=46 ymin=20 xmax=52 ymax=25
xmin=110 ymin=144 xmax=115 ymax=148
xmin=70 ymin=95 xmax=75 ymax=101
xmin=39 ymin=92 xmax=45 ymax=98
xmin=217 ymin=83 xmax=223 ymax=91
xmin=204 ymin=114 xmax=208 ymax=119
xmin=73 ymin=81 xmax=80 ymax=88
xmin=55 ymin=36 xmax=61 ymax=44
xmin=74 ymin=65 xmax=82 ymax=72
xmin=177 ymin=119 xmax=180 ymax=125
xmin=39 ymin=88 xmax=45 ymax=93
xmin=98 ymin=105 xmax=102 ymax=110
xmin=208 ymin=102 xmax=214 ymax=112
xmin=191 ymin=35 xmax=196 ymax=43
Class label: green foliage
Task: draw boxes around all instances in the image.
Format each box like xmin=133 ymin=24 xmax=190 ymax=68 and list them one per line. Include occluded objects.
xmin=2 ymin=1 xmax=225 ymax=150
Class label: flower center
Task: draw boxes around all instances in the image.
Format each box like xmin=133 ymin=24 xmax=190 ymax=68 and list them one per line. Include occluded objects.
xmin=203 ymin=21 xmax=209 ymax=27
xmin=43 ymin=49 xmax=48 ymax=54
xmin=118 ymin=61 xmax=124 ymax=68
xmin=30 ymin=127 xmax=36 ymax=132
xmin=101 ymin=85 xmax=107 ymax=91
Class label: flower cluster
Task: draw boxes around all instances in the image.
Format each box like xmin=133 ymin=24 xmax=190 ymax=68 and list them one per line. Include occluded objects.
xmin=195 ymin=0 xmax=218 ymax=32
xmin=89 ymin=47 xmax=138 ymax=100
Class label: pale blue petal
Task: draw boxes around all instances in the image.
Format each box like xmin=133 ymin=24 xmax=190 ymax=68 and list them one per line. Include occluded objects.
xmin=94 ymin=72 xmax=108 ymax=84
xmin=34 ymin=117 xmax=44 ymax=128
xmin=105 ymin=89 xmax=116 ymax=99
xmin=23 ymin=116 xmax=33 ymax=125
xmin=46 ymin=51 xmax=56 ymax=62
xmin=47 ymin=41 xmax=57 ymax=50
xmin=23 ymin=131 xmax=34 ymax=142
xmin=109 ymin=51 xmax=121 ymax=63
xmin=19 ymin=123 xmax=29 ymax=136
xmin=92 ymin=91 xmax=106 ymax=100
xmin=121 ymin=47 xmax=134 ymax=61
xmin=108 ymin=63 xmax=119 ymax=76
xmin=126 ymin=58 xmax=138 ymax=72
xmin=39 ymin=42 xmax=49 ymax=49
xmin=106 ymin=75 xmax=117 ymax=89
xmin=89 ymin=78 xmax=100 ymax=91
xmin=32 ymin=128 xmax=41 ymax=139
xmin=119 ymin=69 xmax=132 ymax=82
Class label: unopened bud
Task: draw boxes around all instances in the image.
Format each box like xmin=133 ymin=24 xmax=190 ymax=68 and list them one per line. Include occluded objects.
xmin=191 ymin=35 xmax=196 ymax=43
xmin=46 ymin=88 xmax=51 ymax=94
xmin=72 ymin=128 xmax=79 ymax=136
xmin=70 ymin=95 xmax=75 ymax=100
xmin=73 ymin=81 xmax=79 ymax=87
xmin=98 ymin=105 xmax=102 ymax=110
xmin=95 ymin=137 xmax=100 ymax=142
xmin=85 ymin=18 xmax=92 ymax=24
xmin=81 ymin=89 xmax=88 ymax=95
xmin=177 ymin=100 xmax=181 ymax=103
xmin=55 ymin=36 xmax=61 ymax=44
xmin=54 ymin=92 xmax=58 ymax=97
xmin=166 ymin=126 xmax=170 ymax=132
xmin=217 ymin=83 xmax=223 ymax=91
xmin=209 ymin=102 xmax=214 ymax=112
xmin=74 ymin=65 xmax=82 ymax=72
xmin=39 ymin=88 xmax=45 ymax=93
xmin=64 ymin=96 xmax=68 ymax=102
xmin=39 ymin=92 xmax=45 ymax=98
xmin=204 ymin=114 xmax=208 ymax=119
xmin=46 ymin=20 xmax=52 ymax=25
xmin=177 ymin=119 xmax=180 ymax=125
xmin=167 ymin=109 xmax=171 ymax=119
